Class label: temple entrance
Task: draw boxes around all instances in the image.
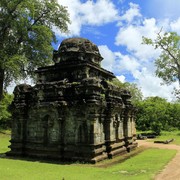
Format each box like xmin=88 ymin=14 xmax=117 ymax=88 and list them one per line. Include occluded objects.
xmin=42 ymin=115 xmax=49 ymax=146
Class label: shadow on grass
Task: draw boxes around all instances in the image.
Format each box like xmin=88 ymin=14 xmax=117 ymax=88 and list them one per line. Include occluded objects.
xmin=0 ymin=146 xmax=148 ymax=168
xmin=0 ymin=152 xmax=75 ymax=165
xmin=0 ymin=130 xmax=11 ymax=135
xmin=95 ymin=146 xmax=147 ymax=168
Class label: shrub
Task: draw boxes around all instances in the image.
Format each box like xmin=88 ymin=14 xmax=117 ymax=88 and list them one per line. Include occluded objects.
xmin=0 ymin=94 xmax=13 ymax=129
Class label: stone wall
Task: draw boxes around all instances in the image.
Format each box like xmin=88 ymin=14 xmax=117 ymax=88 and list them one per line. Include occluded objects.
xmin=7 ymin=38 xmax=137 ymax=163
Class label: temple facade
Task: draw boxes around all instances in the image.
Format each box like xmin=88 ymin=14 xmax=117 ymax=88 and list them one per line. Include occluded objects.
xmin=8 ymin=38 xmax=137 ymax=163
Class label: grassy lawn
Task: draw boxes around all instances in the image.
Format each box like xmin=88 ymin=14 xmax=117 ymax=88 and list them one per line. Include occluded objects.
xmin=0 ymin=130 xmax=11 ymax=154
xmin=0 ymin=132 xmax=177 ymax=180
xmin=145 ymin=131 xmax=180 ymax=145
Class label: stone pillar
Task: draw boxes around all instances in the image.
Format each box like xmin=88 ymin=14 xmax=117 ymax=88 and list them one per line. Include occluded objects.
xmin=7 ymin=84 xmax=31 ymax=156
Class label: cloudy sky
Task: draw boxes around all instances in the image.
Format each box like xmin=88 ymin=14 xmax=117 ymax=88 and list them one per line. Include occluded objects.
xmin=8 ymin=0 xmax=180 ymax=101
xmin=55 ymin=0 xmax=180 ymax=101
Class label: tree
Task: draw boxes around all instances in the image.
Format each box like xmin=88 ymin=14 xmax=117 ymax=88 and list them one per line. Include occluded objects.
xmin=167 ymin=102 xmax=180 ymax=128
xmin=143 ymin=31 xmax=180 ymax=98
xmin=112 ymin=78 xmax=143 ymax=105
xmin=136 ymin=96 xmax=180 ymax=133
xmin=0 ymin=0 xmax=70 ymax=100
xmin=123 ymin=82 xmax=143 ymax=105
xmin=0 ymin=93 xmax=13 ymax=128
xmin=136 ymin=96 xmax=170 ymax=134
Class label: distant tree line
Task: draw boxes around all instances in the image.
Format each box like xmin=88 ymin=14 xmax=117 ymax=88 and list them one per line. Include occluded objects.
xmin=0 ymin=91 xmax=180 ymax=135
xmin=136 ymin=96 xmax=180 ymax=135
xmin=0 ymin=0 xmax=179 ymax=134
xmin=111 ymin=79 xmax=180 ymax=135
xmin=0 ymin=93 xmax=13 ymax=129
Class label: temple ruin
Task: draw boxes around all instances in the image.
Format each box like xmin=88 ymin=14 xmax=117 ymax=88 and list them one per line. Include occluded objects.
xmin=7 ymin=37 xmax=137 ymax=163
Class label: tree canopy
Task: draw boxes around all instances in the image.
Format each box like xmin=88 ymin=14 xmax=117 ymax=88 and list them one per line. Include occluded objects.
xmin=136 ymin=96 xmax=180 ymax=134
xmin=0 ymin=93 xmax=13 ymax=128
xmin=143 ymin=31 xmax=180 ymax=85
xmin=112 ymin=78 xmax=143 ymax=105
xmin=143 ymin=31 xmax=180 ymax=99
xmin=0 ymin=0 xmax=70 ymax=100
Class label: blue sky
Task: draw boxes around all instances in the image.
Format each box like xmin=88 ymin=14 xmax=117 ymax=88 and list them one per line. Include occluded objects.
xmin=56 ymin=0 xmax=180 ymax=101
xmin=8 ymin=0 xmax=180 ymax=101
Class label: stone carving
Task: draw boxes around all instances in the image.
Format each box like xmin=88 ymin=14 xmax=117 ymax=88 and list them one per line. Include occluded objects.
xmin=7 ymin=37 xmax=137 ymax=163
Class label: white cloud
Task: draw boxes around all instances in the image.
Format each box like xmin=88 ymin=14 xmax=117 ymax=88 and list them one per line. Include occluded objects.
xmin=99 ymin=45 xmax=116 ymax=71
xmin=98 ymin=44 xmax=177 ymax=101
xmin=116 ymin=18 xmax=161 ymax=60
xmin=80 ymin=0 xmax=119 ymax=25
xmin=116 ymin=75 xmax=126 ymax=83
xmin=114 ymin=52 xmax=140 ymax=74
xmin=170 ymin=18 xmax=180 ymax=34
xmin=114 ymin=2 xmax=180 ymax=101
xmin=55 ymin=1 xmax=180 ymax=101
xmin=7 ymin=1 xmax=180 ymax=102
xmin=58 ymin=0 xmax=119 ymax=36
xmin=134 ymin=68 xmax=178 ymax=101
xmin=99 ymin=45 xmax=140 ymax=75
xmin=55 ymin=1 xmax=179 ymax=101
xmin=119 ymin=3 xmax=141 ymax=24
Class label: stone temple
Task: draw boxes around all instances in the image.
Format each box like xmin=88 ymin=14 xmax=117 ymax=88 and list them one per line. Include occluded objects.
xmin=8 ymin=37 xmax=137 ymax=163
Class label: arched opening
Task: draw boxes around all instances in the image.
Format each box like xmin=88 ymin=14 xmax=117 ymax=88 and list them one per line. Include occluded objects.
xmin=42 ymin=115 xmax=50 ymax=146
xmin=115 ymin=114 xmax=119 ymax=141
xmin=78 ymin=122 xmax=88 ymax=144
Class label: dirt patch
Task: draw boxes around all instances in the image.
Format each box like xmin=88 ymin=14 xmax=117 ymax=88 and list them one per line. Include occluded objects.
xmin=137 ymin=140 xmax=180 ymax=180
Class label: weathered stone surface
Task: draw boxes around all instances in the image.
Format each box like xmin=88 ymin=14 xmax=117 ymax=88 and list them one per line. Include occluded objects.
xmin=7 ymin=37 xmax=137 ymax=163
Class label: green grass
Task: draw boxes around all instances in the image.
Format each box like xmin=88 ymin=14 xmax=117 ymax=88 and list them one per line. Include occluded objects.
xmin=146 ymin=131 xmax=180 ymax=145
xmin=0 ymin=131 xmax=10 ymax=154
xmin=0 ymin=132 xmax=177 ymax=180
xmin=107 ymin=148 xmax=176 ymax=180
